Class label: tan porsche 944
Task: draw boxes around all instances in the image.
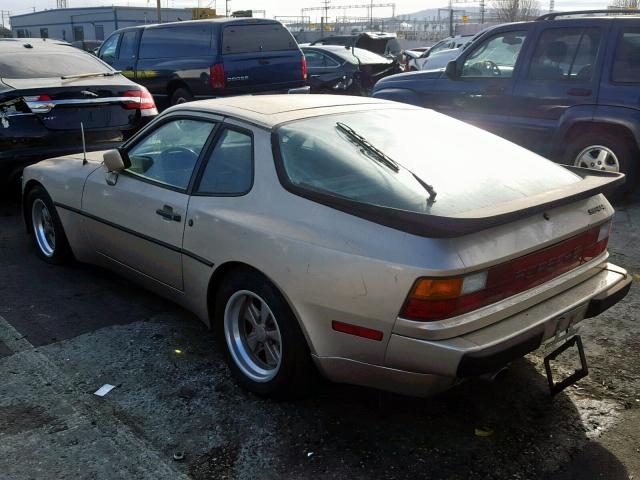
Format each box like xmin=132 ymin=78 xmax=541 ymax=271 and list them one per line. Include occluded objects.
xmin=22 ymin=95 xmax=632 ymax=398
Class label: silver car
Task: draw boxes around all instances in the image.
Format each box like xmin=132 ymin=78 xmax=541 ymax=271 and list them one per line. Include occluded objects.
xmin=22 ymin=95 xmax=632 ymax=398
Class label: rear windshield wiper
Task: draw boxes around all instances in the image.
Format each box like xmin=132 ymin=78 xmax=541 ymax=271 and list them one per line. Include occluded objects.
xmin=61 ymin=71 xmax=121 ymax=80
xmin=336 ymin=121 xmax=437 ymax=202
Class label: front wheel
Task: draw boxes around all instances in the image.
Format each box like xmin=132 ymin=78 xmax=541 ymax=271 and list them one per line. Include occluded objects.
xmin=26 ymin=186 xmax=71 ymax=264
xmin=215 ymin=268 xmax=313 ymax=399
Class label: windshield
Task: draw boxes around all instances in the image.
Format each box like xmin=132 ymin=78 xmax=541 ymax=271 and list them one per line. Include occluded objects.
xmin=275 ymin=109 xmax=580 ymax=217
xmin=0 ymin=51 xmax=112 ymax=78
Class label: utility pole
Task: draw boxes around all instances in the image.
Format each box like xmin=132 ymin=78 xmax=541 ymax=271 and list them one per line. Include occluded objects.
xmin=549 ymin=0 xmax=555 ymax=12
xmin=226 ymin=0 xmax=230 ymax=17
xmin=449 ymin=0 xmax=454 ymax=36
xmin=156 ymin=0 xmax=161 ymax=23
xmin=370 ymin=0 xmax=373 ymax=29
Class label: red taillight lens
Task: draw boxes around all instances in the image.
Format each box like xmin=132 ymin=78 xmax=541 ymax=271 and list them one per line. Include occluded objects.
xmin=210 ymin=63 xmax=225 ymax=89
xmin=123 ymin=88 xmax=156 ymax=110
xmin=400 ymin=222 xmax=611 ymax=322
xmin=301 ymin=55 xmax=308 ymax=81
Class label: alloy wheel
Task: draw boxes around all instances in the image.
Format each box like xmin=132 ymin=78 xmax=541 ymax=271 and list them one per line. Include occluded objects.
xmin=31 ymin=198 xmax=56 ymax=257
xmin=574 ymin=145 xmax=620 ymax=172
xmin=224 ymin=290 xmax=283 ymax=383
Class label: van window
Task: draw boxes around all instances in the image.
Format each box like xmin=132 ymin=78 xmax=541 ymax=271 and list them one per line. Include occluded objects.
xmin=222 ymin=24 xmax=297 ymax=54
xmin=100 ymin=33 xmax=119 ymax=62
xmin=118 ymin=31 xmax=138 ymax=61
xmin=612 ymin=28 xmax=640 ymax=83
xmin=139 ymin=24 xmax=212 ymax=59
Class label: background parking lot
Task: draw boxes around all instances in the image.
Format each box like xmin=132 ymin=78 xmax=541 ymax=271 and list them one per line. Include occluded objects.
xmin=0 ymin=190 xmax=639 ymax=480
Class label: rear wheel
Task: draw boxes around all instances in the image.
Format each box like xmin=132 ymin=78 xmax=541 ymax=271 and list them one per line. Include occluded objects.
xmin=214 ymin=267 xmax=313 ymax=399
xmin=564 ymin=130 xmax=638 ymax=197
xmin=26 ymin=186 xmax=71 ymax=264
xmin=170 ymin=87 xmax=193 ymax=105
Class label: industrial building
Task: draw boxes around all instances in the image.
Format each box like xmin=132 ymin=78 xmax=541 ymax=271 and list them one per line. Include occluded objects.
xmin=9 ymin=6 xmax=207 ymax=42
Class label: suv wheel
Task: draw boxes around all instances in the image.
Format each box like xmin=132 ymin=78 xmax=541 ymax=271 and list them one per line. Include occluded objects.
xmin=565 ymin=130 xmax=638 ymax=196
xmin=170 ymin=87 xmax=193 ymax=105
xmin=214 ymin=267 xmax=313 ymax=399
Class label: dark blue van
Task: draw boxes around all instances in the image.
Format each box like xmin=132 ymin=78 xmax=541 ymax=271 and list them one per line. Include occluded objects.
xmin=99 ymin=18 xmax=308 ymax=108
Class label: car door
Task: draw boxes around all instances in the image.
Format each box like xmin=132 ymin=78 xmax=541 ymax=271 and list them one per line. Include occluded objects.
xmin=111 ymin=29 xmax=141 ymax=80
xmin=82 ymin=114 xmax=219 ymax=290
xmin=424 ymin=27 xmax=532 ymax=139
xmin=182 ymin=122 xmax=255 ymax=271
xmin=509 ymin=22 xmax=609 ymax=155
xmin=304 ymin=49 xmax=344 ymax=91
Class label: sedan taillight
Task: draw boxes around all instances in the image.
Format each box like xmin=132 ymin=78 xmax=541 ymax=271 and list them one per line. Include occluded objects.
xmin=400 ymin=222 xmax=611 ymax=322
xmin=123 ymin=88 xmax=157 ymax=115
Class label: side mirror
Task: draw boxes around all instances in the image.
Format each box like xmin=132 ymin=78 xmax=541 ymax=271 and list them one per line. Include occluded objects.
xmin=445 ymin=60 xmax=460 ymax=80
xmin=103 ymin=149 xmax=125 ymax=172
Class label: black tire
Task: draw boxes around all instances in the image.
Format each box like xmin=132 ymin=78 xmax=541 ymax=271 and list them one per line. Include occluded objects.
xmin=25 ymin=185 xmax=72 ymax=264
xmin=564 ymin=129 xmax=638 ymax=198
xmin=170 ymin=87 xmax=193 ymax=106
xmin=214 ymin=267 xmax=314 ymax=399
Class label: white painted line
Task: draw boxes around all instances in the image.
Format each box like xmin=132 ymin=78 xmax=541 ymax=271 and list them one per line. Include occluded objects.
xmin=0 ymin=314 xmax=34 ymax=353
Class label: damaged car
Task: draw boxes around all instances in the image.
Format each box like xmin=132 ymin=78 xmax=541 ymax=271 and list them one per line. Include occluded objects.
xmin=302 ymin=45 xmax=401 ymax=95
xmin=0 ymin=38 xmax=157 ymax=186
xmin=22 ymin=95 xmax=632 ymax=399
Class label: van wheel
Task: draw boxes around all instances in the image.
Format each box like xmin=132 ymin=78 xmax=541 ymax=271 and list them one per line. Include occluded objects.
xmin=214 ymin=267 xmax=313 ymax=399
xmin=26 ymin=186 xmax=71 ymax=264
xmin=564 ymin=130 xmax=638 ymax=197
xmin=170 ymin=87 xmax=193 ymax=105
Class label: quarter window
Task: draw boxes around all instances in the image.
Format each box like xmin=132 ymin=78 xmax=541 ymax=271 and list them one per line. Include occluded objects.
xmin=126 ymin=119 xmax=215 ymax=190
xmin=139 ymin=25 xmax=212 ymax=59
xmin=100 ymin=33 xmax=119 ymax=62
xmin=222 ymin=24 xmax=297 ymax=54
xmin=197 ymin=129 xmax=253 ymax=195
xmin=461 ymin=31 xmax=527 ymax=78
xmin=528 ymin=27 xmax=601 ymax=81
xmin=304 ymin=51 xmax=340 ymax=68
xmin=118 ymin=31 xmax=138 ymax=61
xmin=612 ymin=28 xmax=640 ymax=83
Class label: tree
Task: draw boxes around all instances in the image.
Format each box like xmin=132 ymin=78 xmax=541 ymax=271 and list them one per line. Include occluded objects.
xmin=491 ymin=0 xmax=541 ymax=22
xmin=0 ymin=27 xmax=11 ymax=38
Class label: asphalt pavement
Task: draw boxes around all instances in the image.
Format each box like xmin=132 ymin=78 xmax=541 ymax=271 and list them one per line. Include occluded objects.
xmin=0 ymin=190 xmax=638 ymax=480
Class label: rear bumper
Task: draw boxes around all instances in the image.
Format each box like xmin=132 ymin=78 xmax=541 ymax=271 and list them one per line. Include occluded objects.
xmin=316 ymin=262 xmax=632 ymax=397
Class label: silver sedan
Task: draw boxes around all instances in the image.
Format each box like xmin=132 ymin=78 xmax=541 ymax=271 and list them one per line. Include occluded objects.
xmin=22 ymin=95 xmax=632 ymax=398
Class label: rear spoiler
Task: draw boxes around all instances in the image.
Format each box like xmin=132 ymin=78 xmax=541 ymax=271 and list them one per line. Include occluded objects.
xmin=271 ymin=137 xmax=625 ymax=238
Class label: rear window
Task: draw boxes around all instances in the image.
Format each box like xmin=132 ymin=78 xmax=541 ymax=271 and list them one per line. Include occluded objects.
xmin=612 ymin=28 xmax=640 ymax=83
xmin=222 ymin=24 xmax=297 ymax=54
xmin=139 ymin=24 xmax=213 ymax=59
xmin=0 ymin=50 xmax=111 ymax=78
xmin=275 ymin=109 xmax=580 ymax=217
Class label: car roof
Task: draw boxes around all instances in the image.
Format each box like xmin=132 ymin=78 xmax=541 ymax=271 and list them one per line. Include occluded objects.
xmin=173 ymin=95 xmax=412 ymax=129
xmin=0 ymin=38 xmax=74 ymax=52
xmin=116 ymin=17 xmax=281 ymax=32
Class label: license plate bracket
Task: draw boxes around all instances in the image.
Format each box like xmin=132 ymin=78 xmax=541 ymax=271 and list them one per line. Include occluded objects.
xmin=543 ymin=335 xmax=589 ymax=396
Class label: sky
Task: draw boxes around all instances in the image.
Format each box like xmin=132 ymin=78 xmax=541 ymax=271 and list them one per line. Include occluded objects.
xmin=2 ymin=0 xmax=612 ymax=20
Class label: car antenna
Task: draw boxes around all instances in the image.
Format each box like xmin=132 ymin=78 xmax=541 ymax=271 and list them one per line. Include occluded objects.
xmin=80 ymin=122 xmax=87 ymax=165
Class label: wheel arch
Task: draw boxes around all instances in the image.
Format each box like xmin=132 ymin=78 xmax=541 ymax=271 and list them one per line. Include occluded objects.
xmin=560 ymin=121 xmax=639 ymax=160
xmin=22 ymin=179 xmax=46 ymax=233
xmin=205 ymin=260 xmax=315 ymax=352
xmin=166 ymin=79 xmax=191 ymax=98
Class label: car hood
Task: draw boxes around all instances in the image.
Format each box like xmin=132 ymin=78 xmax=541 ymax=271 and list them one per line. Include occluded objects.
xmin=374 ymin=69 xmax=442 ymax=89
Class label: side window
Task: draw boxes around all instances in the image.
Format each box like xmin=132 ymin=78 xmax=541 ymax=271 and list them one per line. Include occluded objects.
xmin=100 ymin=33 xmax=120 ymax=62
xmin=612 ymin=28 xmax=640 ymax=83
xmin=305 ymin=51 xmax=339 ymax=68
xmin=461 ymin=31 xmax=527 ymax=78
xmin=126 ymin=119 xmax=215 ymax=190
xmin=139 ymin=25 xmax=212 ymax=59
xmin=197 ymin=129 xmax=253 ymax=195
xmin=222 ymin=24 xmax=297 ymax=54
xmin=118 ymin=31 xmax=138 ymax=61
xmin=528 ymin=27 xmax=601 ymax=81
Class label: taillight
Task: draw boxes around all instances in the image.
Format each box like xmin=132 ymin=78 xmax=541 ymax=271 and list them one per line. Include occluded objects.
xmin=400 ymin=222 xmax=611 ymax=322
xmin=301 ymin=55 xmax=308 ymax=81
xmin=123 ymin=88 xmax=157 ymax=115
xmin=24 ymin=94 xmax=54 ymax=113
xmin=210 ymin=63 xmax=225 ymax=89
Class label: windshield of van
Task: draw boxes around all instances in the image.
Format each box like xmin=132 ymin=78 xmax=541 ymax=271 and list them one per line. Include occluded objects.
xmin=275 ymin=109 xmax=580 ymax=217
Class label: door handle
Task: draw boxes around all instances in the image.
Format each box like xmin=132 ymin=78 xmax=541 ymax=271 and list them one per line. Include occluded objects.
xmin=259 ymin=59 xmax=270 ymax=65
xmin=156 ymin=205 xmax=181 ymax=222
xmin=566 ymin=88 xmax=592 ymax=97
